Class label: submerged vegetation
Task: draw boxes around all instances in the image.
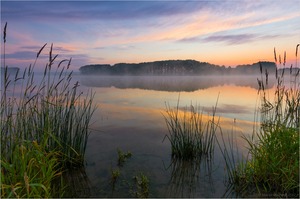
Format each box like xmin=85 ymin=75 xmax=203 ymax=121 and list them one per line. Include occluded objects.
xmin=1 ymin=23 xmax=95 ymax=197
xmin=132 ymin=173 xmax=150 ymax=198
xmin=117 ymin=148 xmax=132 ymax=167
xmin=108 ymin=149 xmax=150 ymax=198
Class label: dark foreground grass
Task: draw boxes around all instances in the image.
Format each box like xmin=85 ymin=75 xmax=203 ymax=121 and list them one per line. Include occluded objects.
xmin=219 ymin=46 xmax=300 ymax=197
xmin=1 ymin=23 xmax=95 ymax=197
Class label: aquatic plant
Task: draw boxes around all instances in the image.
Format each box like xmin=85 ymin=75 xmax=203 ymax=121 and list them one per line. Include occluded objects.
xmin=107 ymin=148 xmax=134 ymax=196
xmin=163 ymin=95 xmax=219 ymax=160
xmin=117 ymin=148 xmax=132 ymax=167
xmin=219 ymin=45 xmax=300 ymax=197
xmin=244 ymin=47 xmax=299 ymax=196
xmin=132 ymin=173 xmax=149 ymax=198
xmin=1 ymin=23 xmax=95 ymax=197
xmin=1 ymin=42 xmax=95 ymax=167
xmin=110 ymin=168 xmax=121 ymax=190
xmin=0 ymin=140 xmax=63 ymax=198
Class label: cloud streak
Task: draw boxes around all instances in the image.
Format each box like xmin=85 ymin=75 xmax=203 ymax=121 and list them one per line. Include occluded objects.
xmin=22 ymin=44 xmax=72 ymax=53
xmin=204 ymin=34 xmax=256 ymax=45
xmin=178 ymin=33 xmax=281 ymax=45
xmin=203 ymin=34 xmax=280 ymax=45
xmin=4 ymin=51 xmax=36 ymax=60
xmin=2 ymin=1 xmax=207 ymax=22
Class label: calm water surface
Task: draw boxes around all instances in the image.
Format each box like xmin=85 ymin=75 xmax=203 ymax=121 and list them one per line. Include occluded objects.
xmin=65 ymin=75 xmax=275 ymax=197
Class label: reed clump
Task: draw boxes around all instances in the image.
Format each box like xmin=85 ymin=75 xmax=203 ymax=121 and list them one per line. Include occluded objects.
xmin=163 ymin=96 xmax=219 ymax=160
xmin=220 ymin=45 xmax=300 ymax=197
xmin=1 ymin=23 xmax=95 ymax=197
xmin=1 ymin=45 xmax=95 ymax=167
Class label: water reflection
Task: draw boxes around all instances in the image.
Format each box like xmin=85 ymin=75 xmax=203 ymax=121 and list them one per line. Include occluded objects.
xmin=76 ymin=75 xmax=267 ymax=197
xmin=62 ymin=167 xmax=93 ymax=197
xmin=165 ymin=158 xmax=214 ymax=198
xmin=79 ymin=75 xmax=275 ymax=92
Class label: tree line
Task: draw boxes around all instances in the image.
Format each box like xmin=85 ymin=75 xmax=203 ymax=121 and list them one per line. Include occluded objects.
xmin=79 ymin=60 xmax=276 ymax=76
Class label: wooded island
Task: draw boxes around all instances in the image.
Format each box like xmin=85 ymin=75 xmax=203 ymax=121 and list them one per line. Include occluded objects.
xmin=79 ymin=60 xmax=276 ymax=76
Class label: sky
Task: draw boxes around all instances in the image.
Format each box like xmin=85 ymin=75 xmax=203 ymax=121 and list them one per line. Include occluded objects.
xmin=1 ymin=0 xmax=300 ymax=71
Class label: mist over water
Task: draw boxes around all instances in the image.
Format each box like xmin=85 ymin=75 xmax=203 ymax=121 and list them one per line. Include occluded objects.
xmin=79 ymin=74 xmax=276 ymax=92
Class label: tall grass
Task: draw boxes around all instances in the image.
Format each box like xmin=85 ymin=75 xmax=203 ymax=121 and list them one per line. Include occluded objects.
xmin=258 ymin=49 xmax=299 ymax=129
xmin=1 ymin=140 xmax=62 ymax=198
xmin=1 ymin=44 xmax=95 ymax=167
xmin=219 ymin=45 xmax=300 ymax=197
xmin=245 ymin=47 xmax=299 ymax=196
xmin=163 ymin=95 xmax=219 ymax=160
xmin=1 ymin=23 xmax=96 ymax=197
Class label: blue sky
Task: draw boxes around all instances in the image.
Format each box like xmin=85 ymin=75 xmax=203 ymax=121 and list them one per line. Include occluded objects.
xmin=1 ymin=0 xmax=300 ymax=71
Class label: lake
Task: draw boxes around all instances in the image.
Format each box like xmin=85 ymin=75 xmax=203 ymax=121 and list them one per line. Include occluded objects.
xmin=62 ymin=75 xmax=276 ymax=197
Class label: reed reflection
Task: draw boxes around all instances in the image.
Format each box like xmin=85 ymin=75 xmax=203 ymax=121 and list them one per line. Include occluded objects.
xmin=62 ymin=168 xmax=93 ymax=197
xmin=165 ymin=158 xmax=214 ymax=197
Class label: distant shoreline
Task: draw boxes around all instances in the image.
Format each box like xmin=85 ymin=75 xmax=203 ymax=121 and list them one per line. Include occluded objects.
xmin=79 ymin=59 xmax=280 ymax=76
